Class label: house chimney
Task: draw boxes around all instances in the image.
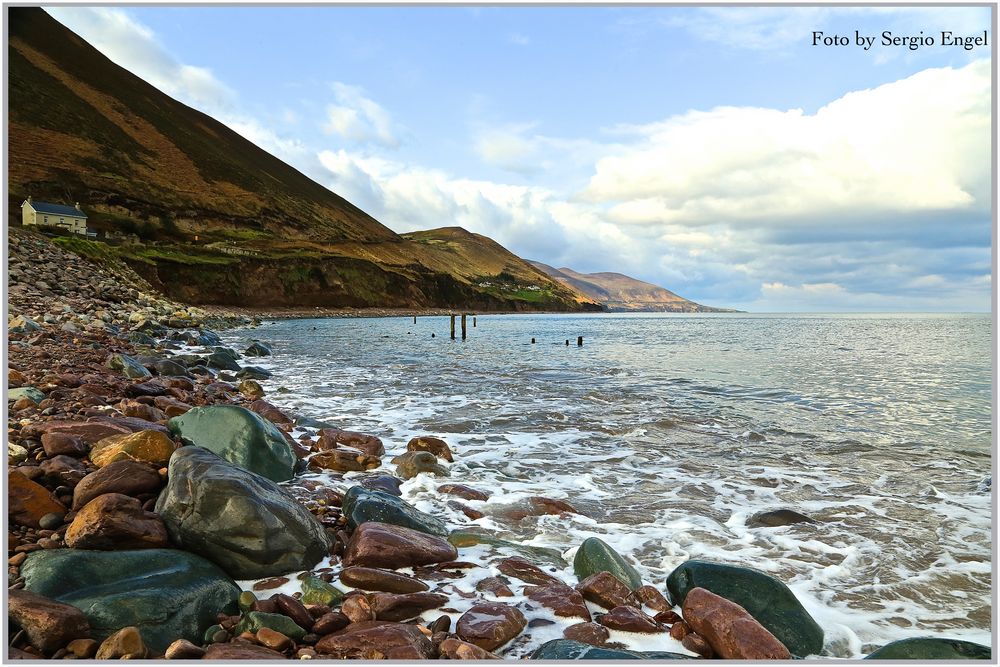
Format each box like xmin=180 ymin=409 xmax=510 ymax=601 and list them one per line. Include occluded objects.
xmin=27 ymin=196 xmax=32 ymax=205
xmin=75 ymin=202 xmax=81 ymax=211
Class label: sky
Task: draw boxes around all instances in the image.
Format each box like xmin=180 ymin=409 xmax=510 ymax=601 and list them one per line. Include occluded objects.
xmin=44 ymin=5 xmax=993 ymax=312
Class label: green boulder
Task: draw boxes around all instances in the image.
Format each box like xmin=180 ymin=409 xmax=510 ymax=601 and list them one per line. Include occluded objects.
xmin=107 ymin=353 xmax=152 ymax=379
xmin=236 ymin=611 xmax=307 ymax=640
xmin=21 ymin=548 xmax=239 ymax=653
xmin=301 ymin=576 xmax=345 ymax=606
xmin=343 ymin=486 xmax=448 ymax=536
xmin=8 ymin=387 xmax=45 ymax=404
xmin=448 ymin=531 xmax=565 ymax=566
xmin=573 ymin=537 xmax=642 ymax=590
xmin=864 ymin=637 xmax=991 ymax=660
xmin=168 ymin=405 xmax=296 ymax=482
xmin=206 ymin=347 xmax=241 ymax=371
xmin=666 ymin=559 xmax=824 ymax=657
xmin=530 ymin=640 xmax=692 ymax=660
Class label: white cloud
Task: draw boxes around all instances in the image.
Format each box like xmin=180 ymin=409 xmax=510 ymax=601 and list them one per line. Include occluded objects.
xmin=322 ymin=82 xmax=400 ymax=148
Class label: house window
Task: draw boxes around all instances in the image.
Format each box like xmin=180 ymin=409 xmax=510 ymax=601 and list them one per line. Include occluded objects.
xmin=60 ymin=218 xmax=65 ymax=224
xmin=44 ymin=216 xmax=48 ymax=223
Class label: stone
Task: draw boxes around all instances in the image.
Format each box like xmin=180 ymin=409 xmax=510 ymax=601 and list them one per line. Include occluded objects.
xmin=149 ymin=359 xmax=192 ymax=377
xmin=597 ymin=606 xmax=664 ymax=633
xmin=39 ymin=455 xmax=88 ymax=485
xmin=8 ymin=442 xmax=29 ymax=464
xmin=201 ymin=643 xmax=287 ymax=660
xmin=8 ymin=589 xmax=91 ymax=653
xmin=438 ymin=483 xmax=490 ymax=501
xmin=577 ymin=571 xmax=633 ymax=610
xmin=236 ymin=365 xmax=271 ymax=380
xmin=205 ymin=348 xmax=241 ymax=372
xmin=21 ymin=419 xmax=137 ymax=446
xmin=308 ymin=448 xmax=380 ymax=473
xmin=392 ymin=450 xmax=449 ymax=479
xmin=107 ymin=353 xmax=153 ymax=379
xmin=248 ymin=399 xmax=293 ymax=426
xmin=72 ymin=460 xmax=162 ymax=510
xmin=311 ymin=612 xmax=350 ymax=636
xmin=530 ymin=639 xmax=645 ymax=660
xmin=406 ymin=436 xmax=453 ymax=462
xmin=497 ymin=556 xmax=562 ymax=586
xmin=274 ymin=593 xmax=314 ymax=630
xmin=341 ymin=594 xmax=375 ymax=624
xmin=525 ymin=583 xmax=591 ymax=620
xmin=244 ymin=341 xmax=273 ymax=356
xmin=342 ymin=486 xmax=449 ymax=536
xmin=439 ymin=638 xmax=502 ymax=660
xmin=316 ymin=428 xmax=385 ymax=457
xmin=153 ymin=396 xmax=193 ymax=417
xmin=168 ymin=405 xmax=296 ymax=482
xmin=315 ymin=620 xmax=435 ymax=659
xmin=747 ymin=509 xmax=817 ymax=528
xmin=301 ymin=575 xmax=345 ymax=606
xmin=155 ymin=446 xmax=331 ymax=579
xmin=9 ymin=471 xmax=65 ymax=528
xmin=21 ymin=548 xmax=240 ymax=653
xmin=529 ymin=496 xmax=580 ymax=515
xmin=66 ymin=638 xmax=98 ymax=658
xmin=563 ymin=622 xmax=611 ymax=646
xmin=630 ymin=585 xmax=672 ymax=612
xmin=236 ymin=611 xmax=307 ymax=640
xmin=95 ymin=626 xmax=147 ymax=659
xmin=682 ymin=587 xmax=791 ymax=659
xmin=573 ymin=537 xmax=642 ymax=590
xmin=339 ymin=566 xmax=430 ymax=593
xmin=238 ymin=379 xmax=265 ymax=399
xmin=370 ymin=591 xmax=449 ymax=621
xmin=10 ymin=315 xmax=42 ymax=332
xmin=666 ymin=559 xmax=824 ymax=657
xmin=456 ymin=601 xmax=526 ymax=652
xmin=164 ymin=638 xmax=205 ymax=659
xmin=864 ymin=637 xmax=991 ymax=660
xmin=41 ymin=433 xmax=87 ymax=457
xmin=9 ymin=386 xmax=46 ymax=404
xmin=476 ymin=576 xmax=515 ymax=597
xmin=90 ymin=430 xmax=177 ymax=468
xmin=123 ymin=382 xmax=169 ymax=399
xmin=38 ymin=512 xmax=64 ymax=529
xmin=344 ymin=521 xmax=458 ymax=569
xmin=256 ymin=626 xmax=292 ymax=652
xmin=65 ymin=493 xmax=169 ymax=550
xmin=358 ymin=474 xmax=404 ymax=496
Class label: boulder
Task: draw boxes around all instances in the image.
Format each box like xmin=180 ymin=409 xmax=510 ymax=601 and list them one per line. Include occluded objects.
xmin=308 ymin=448 xmax=380 ymax=473
xmin=577 ymin=571 xmax=633 ymax=609
xmin=168 ymin=405 xmax=296 ymax=482
xmin=343 ymin=486 xmax=449 ymax=536
xmin=148 ymin=359 xmax=191 ymax=377
xmin=155 ymin=447 xmax=331 ymax=579
xmin=8 ymin=442 xmax=29 ymax=464
xmin=370 ymin=592 xmax=450 ymax=621
xmin=202 ymin=643 xmax=286 ymax=660
xmin=596 ymin=606 xmax=664 ymax=633
xmin=864 ymin=637 xmax=991 ymax=660
xmin=107 ymin=353 xmax=152 ymax=379
xmin=315 ymin=620 xmax=435 ymax=659
xmin=248 ymin=399 xmax=293 ymax=426
xmin=90 ymin=430 xmax=177 ymax=468
xmin=358 ymin=474 xmax=404 ymax=496
xmin=497 ymin=556 xmax=562 ymax=586
xmin=456 ymin=601 xmax=526 ymax=652
xmin=531 ymin=639 xmax=644 ymax=660
xmin=41 ymin=432 xmax=87 ymax=457
xmin=9 ymin=386 xmax=45 ymax=404
xmin=573 ymin=537 xmax=642 ymax=590
xmin=525 ymin=583 xmax=591 ymax=620
xmin=39 ymin=455 xmax=87 ymax=486
xmin=244 ymin=341 xmax=273 ymax=356
xmin=747 ymin=509 xmax=817 ymax=528
xmin=95 ymin=626 xmax=147 ymax=659
xmin=317 ymin=428 xmax=385 ymax=457
xmin=21 ymin=548 xmax=240 ymax=653
xmin=205 ymin=348 xmax=241 ymax=371
xmin=682 ymin=587 xmax=791 ymax=659
xmin=8 ymin=589 xmax=91 ymax=654
xmin=666 ymin=559 xmax=824 ymax=657
xmin=301 ymin=576 xmax=345 ymax=606
xmin=406 ymin=436 xmax=453 ymax=462
xmin=438 ymin=638 xmax=501 ymax=660
xmin=21 ymin=420 xmax=134 ymax=446
xmin=392 ymin=450 xmax=449 ymax=479
xmin=72 ymin=460 xmax=162 ymax=510
xmin=630 ymin=585 xmax=672 ymax=612
xmin=235 ymin=611 xmax=306 ymax=640
xmin=343 ymin=521 xmax=457 ymax=569
xmin=339 ymin=566 xmax=430 ymax=593
xmin=236 ymin=366 xmax=271 ymax=380
xmin=563 ymin=622 xmax=610 ymax=647
xmin=65 ymin=493 xmax=169 ymax=550
xmin=438 ymin=483 xmax=490 ymax=501
xmin=9 ymin=471 xmax=65 ymax=528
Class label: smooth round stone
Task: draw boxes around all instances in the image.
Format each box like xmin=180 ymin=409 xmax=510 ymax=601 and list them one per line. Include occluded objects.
xmin=864 ymin=637 xmax=991 ymax=660
xmin=573 ymin=537 xmax=642 ymax=590
xmin=38 ymin=512 xmax=64 ymax=529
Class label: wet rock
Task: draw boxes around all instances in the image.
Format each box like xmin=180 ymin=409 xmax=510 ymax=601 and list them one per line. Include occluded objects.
xmin=9 ymin=386 xmax=46 ymax=404
xmin=22 ymin=420 xmax=135 ymax=446
xmin=315 ymin=620 xmax=435 ymax=659
xmin=476 ymin=576 xmax=514 ymax=597
xmin=316 ymin=428 xmax=385 ymax=457
xmin=342 ymin=486 xmax=449 ymax=536
xmin=563 ymin=622 xmax=611 ymax=646
xmin=311 ymin=612 xmax=350 ymax=636
xmin=300 ymin=575 xmax=345 ymax=606
xmin=406 ymin=436 xmax=453 ymax=462
xmin=339 ymin=566 xmax=430 ymax=593
xmin=630 ymin=585 xmax=672 ymax=612
xmin=747 ymin=509 xmax=817 ymax=528
xmin=497 ymin=556 xmax=562 ymax=586
xmin=236 ymin=365 xmax=271 ymax=380
xmin=682 ymin=587 xmax=791 ymax=659
xmin=574 ymin=537 xmax=642 ymax=590
xmin=148 ymin=359 xmax=192 ymax=377
xmin=39 ymin=455 xmax=88 ymax=486
xmin=41 ymin=433 xmax=87 ymax=458
xmin=438 ymin=483 xmax=490 ymax=501
xmin=155 ymin=446 xmax=331 ymax=578
xmin=525 ymin=583 xmax=591 ymax=620
xmin=153 ymin=396 xmax=193 ymax=417
xmin=358 ymin=474 xmax=403 ymax=496
xmin=669 ymin=619 xmax=692 ymax=640
xmin=392 ymin=450 xmax=449 ymax=479
xmin=370 ymin=592 xmax=450 ymax=621
xmin=577 ymin=571 xmax=633 ymax=610
xmin=38 ymin=512 xmax=64 ymax=529
xmin=9 ymin=471 xmax=65 ymax=528
xmin=530 ymin=639 xmax=645 ymax=660
xmin=344 ymin=521 xmax=458 ymax=569
xmin=66 ymin=638 xmax=98 ymax=658
xmin=249 ymin=399 xmax=293 ymax=426
xmin=439 ymin=637 xmax=502 ymax=659
xmin=308 ymin=447 xmax=380 ymax=473
xmin=238 ymin=379 xmax=265 ymax=399
xmin=864 ymin=637 xmax=991 ymax=660
xmin=8 ymin=589 xmax=91 ymax=653
xmin=168 ymin=405 xmax=296 ymax=482
xmin=256 ymin=626 xmax=292 ymax=652
xmin=666 ymin=559 xmax=823 ymax=657
xmin=8 ymin=442 xmax=29 ymax=464
xmin=90 ymin=430 xmax=177 ymax=468
xmin=21 ymin=548 xmax=240 ymax=653
xmin=528 ymin=496 xmax=580 ymax=515
xmin=95 ymin=626 xmax=148 ymax=659
xmin=205 ymin=348 xmax=241 ymax=372
xmin=65 ymin=493 xmax=169 ymax=550
xmin=123 ymin=382 xmax=169 ymax=398
xmin=244 ymin=341 xmax=273 ymax=356
xmin=72 ymin=460 xmax=161 ymax=510
xmin=274 ymin=593 xmax=315 ymax=630
xmin=597 ymin=606 xmax=664 ymax=633
xmin=202 ymin=643 xmax=286 ymax=660
xmin=341 ymin=594 xmax=375 ymax=624
xmin=235 ymin=611 xmax=307 ymax=640
xmin=107 ymin=353 xmax=153 ymax=379
xmin=164 ymin=639 xmax=205 ymax=659
xmin=456 ymin=601 xmax=527 ymax=652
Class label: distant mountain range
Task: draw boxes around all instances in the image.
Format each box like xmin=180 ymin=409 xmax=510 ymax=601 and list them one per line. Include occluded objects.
xmin=530 ymin=262 xmax=735 ymax=313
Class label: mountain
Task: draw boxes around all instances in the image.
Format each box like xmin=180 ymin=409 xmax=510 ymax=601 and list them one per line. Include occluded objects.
xmin=531 ymin=262 xmax=733 ymax=312
xmin=7 ymin=8 xmax=591 ymax=312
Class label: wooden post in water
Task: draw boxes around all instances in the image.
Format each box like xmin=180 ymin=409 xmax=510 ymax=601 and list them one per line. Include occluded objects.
xmin=461 ymin=314 xmax=467 ymax=340
xmin=450 ymin=314 xmax=456 ymax=340
xmin=531 ymin=337 xmax=536 ymax=344
xmin=565 ymin=340 xmax=569 ymax=346
xmin=577 ymin=336 xmax=583 ymax=347
xmin=413 ymin=316 xmax=417 ymax=324
xmin=473 ymin=316 xmax=477 ymax=328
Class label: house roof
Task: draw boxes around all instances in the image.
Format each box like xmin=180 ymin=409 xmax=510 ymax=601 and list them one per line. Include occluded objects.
xmin=26 ymin=200 xmax=87 ymax=218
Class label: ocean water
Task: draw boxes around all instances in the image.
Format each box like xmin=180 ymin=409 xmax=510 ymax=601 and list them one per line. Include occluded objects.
xmin=221 ymin=312 xmax=993 ymax=658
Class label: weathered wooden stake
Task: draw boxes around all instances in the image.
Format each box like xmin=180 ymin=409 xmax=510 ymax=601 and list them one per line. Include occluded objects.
xmin=531 ymin=337 xmax=536 ymax=344
xmin=577 ymin=336 xmax=583 ymax=347
xmin=565 ymin=340 xmax=569 ymax=346
xmin=461 ymin=313 xmax=467 ymax=340
xmin=413 ymin=316 xmax=417 ymax=324
xmin=450 ymin=314 xmax=456 ymax=340
xmin=473 ymin=316 xmax=477 ymax=328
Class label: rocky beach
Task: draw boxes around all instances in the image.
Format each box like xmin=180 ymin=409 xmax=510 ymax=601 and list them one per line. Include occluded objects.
xmin=6 ymin=228 xmax=993 ymax=661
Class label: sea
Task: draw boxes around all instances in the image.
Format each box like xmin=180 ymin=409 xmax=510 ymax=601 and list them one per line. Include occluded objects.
xmin=220 ymin=312 xmax=993 ymax=658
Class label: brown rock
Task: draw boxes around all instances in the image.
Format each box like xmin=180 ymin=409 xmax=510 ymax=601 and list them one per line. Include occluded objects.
xmin=9 ymin=471 xmax=65 ymax=528
xmin=311 ymin=612 xmax=350 ymax=636
xmin=496 ymin=556 xmax=562 ymax=586
xmin=669 ymin=619 xmax=691 ymax=640
xmin=12 ymin=397 xmax=38 ymax=411
xmin=344 ymin=521 xmax=458 ymax=569
xmin=308 ymin=448 xmax=380 ymax=473
xmin=448 ymin=500 xmax=485 ymax=520
xmin=438 ymin=638 xmax=501 ymax=660
xmin=577 ymin=571 xmax=633 ymax=610
xmin=341 ymin=594 xmax=375 ymax=624
xmin=682 ymin=632 xmax=715 ymax=658
xmin=95 ymin=626 xmax=148 ymax=659
xmin=406 ymin=436 xmax=453 ymax=462
xmin=248 ymin=399 xmax=293 ymax=426
xmin=118 ymin=399 xmax=167 ymax=422
xmin=252 ymin=576 xmax=289 ymax=591
xmin=476 ymin=576 xmax=514 ymax=597
xmin=597 ymin=606 xmax=664 ymax=633
xmin=273 ymin=593 xmax=314 ymax=631
xmin=370 ymin=592 xmax=449 ymax=621
xmin=123 ymin=381 xmax=168 ymax=398
xmin=339 ymin=566 xmax=430 ymax=593
xmin=152 ymin=396 xmax=192 ymax=417
xmin=437 ymin=483 xmax=490 ymax=501
xmin=164 ymin=639 xmax=205 ymax=659
xmin=256 ymin=627 xmax=292 ymax=652
xmin=41 ymin=433 xmax=87 ymax=458
xmin=8 ymin=589 xmax=91 ymax=653
xmin=315 ymin=620 xmax=434 ymax=659
xmin=563 ymin=622 xmax=611 ymax=646
xmin=455 ymin=601 xmax=526 ymax=652
xmin=90 ymin=430 xmax=177 ymax=467
xmin=72 ymin=460 xmax=161 ymax=510
xmin=39 ymin=455 xmax=88 ymax=486
xmin=21 ymin=420 xmax=133 ymax=446
xmin=525 ymin=583 xmax=591 ymax=620
xmin=65 ymin=493 xmax=168 ymax=550
xmin=317 ymin=428 xmax=385 ymax=457
xmin=630 ymin=585 xmax=672 ymax=612
xmin=202 ymin=643 xmax=287 ymax=660
xmin=238 ymin=379 xmax=265 ymax=399
xmin=656 ymin=609 xmax=682 ymax=624
xmin=9 ymin=368 xmax=29 ymax=385
xmin=528 ymin=496 xmax=579 ymax=515
xmin=680 ymin=586 xmax=791 ymax=660
xmin=66 ymin=638 xmax=98 ymax=658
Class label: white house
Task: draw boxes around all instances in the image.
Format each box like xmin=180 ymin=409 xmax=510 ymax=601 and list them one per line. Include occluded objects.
xmin=21 ymin=197 xmax=94 ymax=236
